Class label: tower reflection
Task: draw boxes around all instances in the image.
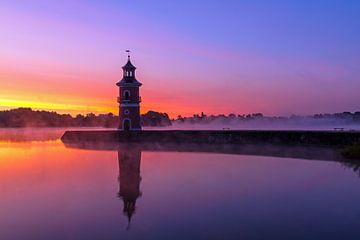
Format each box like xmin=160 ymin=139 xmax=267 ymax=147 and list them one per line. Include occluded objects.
xmin=62 ymin=141 xmax=348 ymax=230
xmin=117 ymin=147 xmax=142 ymax=229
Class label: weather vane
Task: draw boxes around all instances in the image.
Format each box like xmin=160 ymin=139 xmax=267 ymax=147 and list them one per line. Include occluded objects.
xmin=126 ymin=50 xmax=131 ymax=60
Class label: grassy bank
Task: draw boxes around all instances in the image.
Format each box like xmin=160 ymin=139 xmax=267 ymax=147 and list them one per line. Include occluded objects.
xmin=341 ymin=142 xmax=360 ymax=160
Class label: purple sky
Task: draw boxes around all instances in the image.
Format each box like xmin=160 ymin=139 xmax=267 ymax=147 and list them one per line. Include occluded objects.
xmin=0 ymin=0 xmax=359 ymax=116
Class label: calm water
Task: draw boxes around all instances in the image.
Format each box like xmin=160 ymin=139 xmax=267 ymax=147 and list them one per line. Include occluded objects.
xmin=1 ymin=129 xmax=360 ymax=240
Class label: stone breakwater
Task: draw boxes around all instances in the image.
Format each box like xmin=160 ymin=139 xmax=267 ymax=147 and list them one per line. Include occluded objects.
xmin=61 ymin=130 xmax=360 ymax=147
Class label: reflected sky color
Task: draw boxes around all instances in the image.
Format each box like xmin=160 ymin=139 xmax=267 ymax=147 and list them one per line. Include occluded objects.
xmin=1 ymin=130 xmax=360 ymax=239
xmin=1 ymin=1 xmax=360 ymax=117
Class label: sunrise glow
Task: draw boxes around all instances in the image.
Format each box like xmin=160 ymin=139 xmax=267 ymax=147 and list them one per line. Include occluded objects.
xmin=1 ymin=1 xmax=359 ymax=118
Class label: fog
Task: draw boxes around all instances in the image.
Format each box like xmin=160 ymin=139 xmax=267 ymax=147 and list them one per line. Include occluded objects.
xmin=0 ymin=127 xmax=112 ymax=142
xmin=165 ymin=117 xmax=360 ymax=131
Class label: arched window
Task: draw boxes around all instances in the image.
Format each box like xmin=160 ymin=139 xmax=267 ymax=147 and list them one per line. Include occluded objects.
xmin=123 ymin=90 xmax=130 ymax=100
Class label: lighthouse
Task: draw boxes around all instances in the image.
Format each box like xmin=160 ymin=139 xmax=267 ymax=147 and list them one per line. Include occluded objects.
xmin=116 ymin=51 xmax=142 ymax=130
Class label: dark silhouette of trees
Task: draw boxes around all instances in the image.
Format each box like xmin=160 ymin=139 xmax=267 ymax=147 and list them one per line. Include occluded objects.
xmin=0 ymin=108 xmax=171 ymax=128
xmin=172 ymin=111 xmax=360 ymax=126
xmin=1 ymin=108 xmax=359 ymax=128
xmin=141 ymin=111 xmax=171 ymax=127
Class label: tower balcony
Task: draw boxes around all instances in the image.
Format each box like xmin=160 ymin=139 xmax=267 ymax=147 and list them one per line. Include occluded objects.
xmin=117 ymin=96 xmax=142 ymax=103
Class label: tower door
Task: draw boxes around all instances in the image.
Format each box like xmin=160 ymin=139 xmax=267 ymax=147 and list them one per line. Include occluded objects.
xmin=123 ymin=119 xmax=131 ymax=131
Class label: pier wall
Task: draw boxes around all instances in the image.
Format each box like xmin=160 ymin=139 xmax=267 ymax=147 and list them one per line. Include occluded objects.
xmin=61 ymin=130 xmax=360 ymax=147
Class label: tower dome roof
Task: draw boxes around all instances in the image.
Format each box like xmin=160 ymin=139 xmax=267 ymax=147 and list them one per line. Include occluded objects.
xmin=116 ymin=53 xmax=142 ymax=87
xmin=122 ymin=58 xmax=136 ymax=70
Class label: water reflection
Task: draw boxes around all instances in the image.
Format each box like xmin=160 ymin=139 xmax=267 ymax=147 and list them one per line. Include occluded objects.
xmin=342 ymin=161 xmax=360 ymax=177
xmin=117 ymin=148 xmax=142 ymax=229
xmin=66 ymin=141 xmax=351 ymax=231
xmin=2 ymin=131 xmax=360 ymax=239
xmin=63 ymin=141 xmax=344 ymax=162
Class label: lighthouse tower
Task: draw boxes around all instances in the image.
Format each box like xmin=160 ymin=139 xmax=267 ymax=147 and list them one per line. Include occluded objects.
xmin=116 ymin=52 xmax=142 ymax=130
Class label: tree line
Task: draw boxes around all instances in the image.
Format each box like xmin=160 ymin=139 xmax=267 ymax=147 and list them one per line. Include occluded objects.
xmin=175 ymin=111 xmax=360 ymax=125
xmin=2 ymin=108 xmax=359 ymax=128
xmin=0 ymin=108 xmax=171 ymax=128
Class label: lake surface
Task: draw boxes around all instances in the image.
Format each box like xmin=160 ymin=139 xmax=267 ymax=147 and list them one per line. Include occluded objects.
xmin=1 ymin=128 xmax=360 ymax=240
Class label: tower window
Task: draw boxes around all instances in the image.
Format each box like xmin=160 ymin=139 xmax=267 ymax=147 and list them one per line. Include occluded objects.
xmin=125 ymin=70 xmax=134 ymax=77
xmin=124 ymin=109 xmax=130 ymax=115
xmin=123 ymin=90 xmax=130 ymax=100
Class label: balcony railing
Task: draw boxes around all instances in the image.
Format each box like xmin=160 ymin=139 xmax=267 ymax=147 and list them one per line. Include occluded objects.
xmin=117 ymin=96 xmax=142 ymax=103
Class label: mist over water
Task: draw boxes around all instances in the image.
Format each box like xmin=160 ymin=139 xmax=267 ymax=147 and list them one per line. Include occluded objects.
xmin=163 ymin=120 xmax=360 ymax=131
xmin=0 ymin=127 xmax=114 ymax=142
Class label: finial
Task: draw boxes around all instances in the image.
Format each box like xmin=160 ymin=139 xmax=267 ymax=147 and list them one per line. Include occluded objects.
xmin=126 ymin=50 xmax=131 ymax=60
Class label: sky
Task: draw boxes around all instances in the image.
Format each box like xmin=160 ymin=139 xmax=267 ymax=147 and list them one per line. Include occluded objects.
xmin=0 ymin=0 xmax=359 ymax=117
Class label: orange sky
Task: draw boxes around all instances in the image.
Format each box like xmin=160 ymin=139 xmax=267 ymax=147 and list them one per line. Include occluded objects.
xmin=1 ymin=1 xmax=360 ymax=118
xmin=0 ymin=65 xmax=203 ymax=117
